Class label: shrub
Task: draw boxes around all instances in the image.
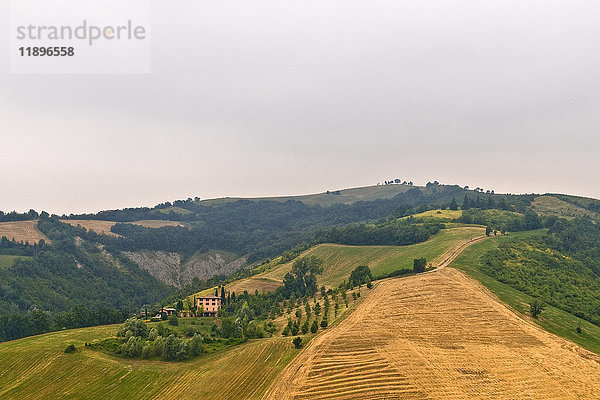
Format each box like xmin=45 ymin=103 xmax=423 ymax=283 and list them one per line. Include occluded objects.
xmin=189 ymin=333 xmax=204 ymax=356
xmin=64 ymin=344 xmax=76 ymax=353
xmin=117 ymin=318 xmax=149 ymax=339
xmin=245 ymin=320 xmax=266 ymax=338
xmin=185 ymin=325 xmax=200 ymax=338
xmin=310 ymin=320 xmax=318 ymax=333
xmin=221 ymin=317 xmax=243 ymax=339
xmin=168 ymin=315 xmax=179 ymax=326
xmin=292 ymin=336 xmax=303 ymax=349
xmin=413 ymin=258 xmax=427 ymax=273
xmin=153 ymin=336 xmax=165 ymax=356
xmin=530 ymin=299 xmax=545 ymax=319
xmin=301 ymin=320 xmax=309 ymax=334
xmin=141 ymin=343 xmax=154 ymax=359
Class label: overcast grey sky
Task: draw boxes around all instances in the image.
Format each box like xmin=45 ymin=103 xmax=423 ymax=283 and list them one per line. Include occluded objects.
xmin=1 ymin=0 xmax=599 ymax=214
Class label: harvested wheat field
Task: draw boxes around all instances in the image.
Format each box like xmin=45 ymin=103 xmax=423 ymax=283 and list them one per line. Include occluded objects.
xmin=228 ymin=277 xmax=283 ymax=295
xmin=60 ymin=219 xmax=183 ymax=236
xmin=129 ymin=220 xmax=184 ymax=228
xmin=60 ymin=219 xmax=121 ymax=236
xmin=264 ymin=268 xmax=600 ymax=400
xmin=0 ymin=220 xmax=49 ymax=244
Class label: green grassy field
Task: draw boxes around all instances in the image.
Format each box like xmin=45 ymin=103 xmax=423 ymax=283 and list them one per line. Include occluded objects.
xmin=400 ymin=208 xmax=463 ymax=221
xmin=199 ymin=184 xmax=413 ymax=207
xmin=0 ymin=255 xmax=31 ymax=269
xmin=450 ymin=230 xmax=600 ymax=354
xmin=0 ymin=323 xmax=298 ymax=400
xmin=252 ymin=227 xmax=485 ymax=289
xmin=530 ymin=195 xmax=600 ymax=219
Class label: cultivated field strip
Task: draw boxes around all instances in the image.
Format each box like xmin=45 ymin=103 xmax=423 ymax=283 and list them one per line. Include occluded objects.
xmin=0 ymin=220 xmax=50 ymax=244
xmin=60 ymin=219 xmax=183 ymax=237
xmin=264 ymin=268 xmax=600 ymax=399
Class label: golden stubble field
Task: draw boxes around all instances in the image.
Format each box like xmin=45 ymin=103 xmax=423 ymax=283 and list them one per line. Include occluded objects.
xmin=60 ymin=219 xmax=184 ymax=236
xmin=264 ymin=268 xmax=600 ymax=400
xmin=0 ymin=220 xmax=50 ymax=244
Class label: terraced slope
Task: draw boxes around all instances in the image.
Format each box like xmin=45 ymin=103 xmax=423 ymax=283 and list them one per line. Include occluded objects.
xmin=264 ymin=268 xmax=600 ymax=400
xmin=0 ymin=220 xmax=49 ymax=244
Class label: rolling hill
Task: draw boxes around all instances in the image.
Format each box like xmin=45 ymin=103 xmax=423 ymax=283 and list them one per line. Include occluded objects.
xmin=0 ymin=325 xmax=297 ymax=400
xmin=1 ymin=214 xmax=600 ymax=399
xmin=264 ymin=267 xmax=600 ymax=400
xmin=198 ymin=184 xmax=415 ymax=207
xmin=227 ymin=226 xmax=485 ymax=294
xmin=530 ymin=195 xmax=600 ymax=219
xmin=2 ymin=183 xmax=600 ymax=399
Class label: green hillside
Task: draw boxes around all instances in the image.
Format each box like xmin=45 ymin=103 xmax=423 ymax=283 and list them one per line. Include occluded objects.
xmin=228 ymin=226 xmax=485 ymax=293
xmin=199 ymin=184 xmax=414 ymax=207
xmin=450 ymin=230 xmax=600 ymax=354
xmin=0 ymin=324 xmax=297 ymax=400
xmin=530 ymin=195 xmax=600 ymax=219
xmin=0 ymin=255 xmax=31 ymax=270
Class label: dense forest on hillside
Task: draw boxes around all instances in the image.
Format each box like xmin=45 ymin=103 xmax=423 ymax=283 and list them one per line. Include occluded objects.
xmin=315 ymin=221 xmax=444 ymax=246
xmin=0 ymin=217 xmax=170 ymax=315
xmin=478 ymin=219 xmax=600 ymax=325
xmin=69 ymin=186 xmax=537 ymax=262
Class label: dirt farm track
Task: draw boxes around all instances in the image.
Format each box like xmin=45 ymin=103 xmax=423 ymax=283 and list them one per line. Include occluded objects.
xmin=264 ymin=268 xmax=600 ymax=400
